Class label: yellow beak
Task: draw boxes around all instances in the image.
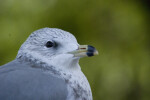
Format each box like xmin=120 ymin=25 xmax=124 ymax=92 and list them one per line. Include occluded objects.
xmin=69 ymin=45 xmax=98 ymax=57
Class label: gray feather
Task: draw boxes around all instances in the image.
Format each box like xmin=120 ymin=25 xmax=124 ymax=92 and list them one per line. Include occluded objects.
xmin=0 ymin=60 xmax=68 ymax=100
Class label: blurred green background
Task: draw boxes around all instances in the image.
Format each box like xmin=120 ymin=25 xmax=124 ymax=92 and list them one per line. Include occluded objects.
xmin=0 ymin=0 xmax=150 ymax=100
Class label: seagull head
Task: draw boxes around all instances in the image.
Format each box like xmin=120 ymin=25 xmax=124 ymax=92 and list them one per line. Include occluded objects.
xmin=17 ymin=28 xmax=98 ymax=69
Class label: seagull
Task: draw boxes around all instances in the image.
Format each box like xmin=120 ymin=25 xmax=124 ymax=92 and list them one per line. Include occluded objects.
xmin=0 ymin=28 xmax=98 ymax=100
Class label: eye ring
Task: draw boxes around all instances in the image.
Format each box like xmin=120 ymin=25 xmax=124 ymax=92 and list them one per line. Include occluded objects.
xmin=45 ymin=41 xmax=54 ymax=48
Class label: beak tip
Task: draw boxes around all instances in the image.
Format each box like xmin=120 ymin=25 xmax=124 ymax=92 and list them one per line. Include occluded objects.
xmin=94 ymin=50 xmax=99 ymax=55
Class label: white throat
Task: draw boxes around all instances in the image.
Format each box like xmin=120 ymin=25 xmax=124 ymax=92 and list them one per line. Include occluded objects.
xmin=17 ymin=49 xmax=81 ymax=71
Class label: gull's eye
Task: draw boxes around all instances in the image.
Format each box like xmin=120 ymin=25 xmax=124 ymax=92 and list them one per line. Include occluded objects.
xmin=46 ymin=41 xmax=54 ymax=48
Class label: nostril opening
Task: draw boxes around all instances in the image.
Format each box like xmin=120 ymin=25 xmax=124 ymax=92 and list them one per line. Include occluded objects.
xmin=80 ymin=48 xmax=86 ymax=49
xmin=88 ymin=45 xmax=96 ymax=52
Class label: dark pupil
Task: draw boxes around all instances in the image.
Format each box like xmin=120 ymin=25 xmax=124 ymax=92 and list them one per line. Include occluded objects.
xmin=46 ymin=41 xmax=54 ymax=48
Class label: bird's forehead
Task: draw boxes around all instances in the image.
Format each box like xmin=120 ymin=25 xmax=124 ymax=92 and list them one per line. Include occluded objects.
xmin=29 ymin=28 xmax=77 ymax=43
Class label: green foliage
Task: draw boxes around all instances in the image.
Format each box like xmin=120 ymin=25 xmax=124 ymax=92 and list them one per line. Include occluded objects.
xmin=0 ymin=0 xmax=149 ymax=100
